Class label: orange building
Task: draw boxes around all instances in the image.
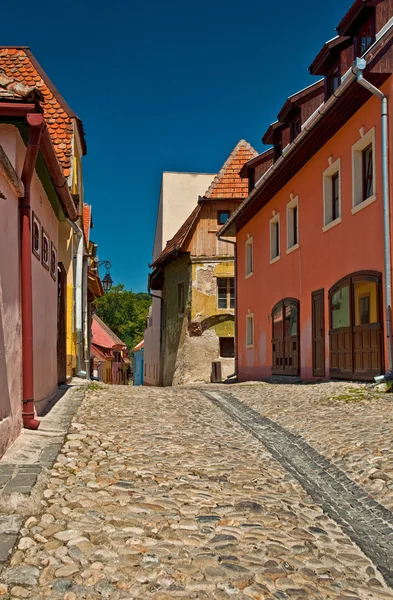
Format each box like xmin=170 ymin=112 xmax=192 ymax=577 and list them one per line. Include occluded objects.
xmin=220 ymin=0 xmax=393 ymax=382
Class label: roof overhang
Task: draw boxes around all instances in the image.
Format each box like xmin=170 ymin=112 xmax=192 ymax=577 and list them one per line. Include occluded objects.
xmin=337 ymin=0 xmax=383 ymax=36
xmin=309 ymin=36 xmax=352 ymax=75
xmin=239 ymin=148 xmax=274 ymax=178
xmin=277 ymin=80 xmax=324 ymax=122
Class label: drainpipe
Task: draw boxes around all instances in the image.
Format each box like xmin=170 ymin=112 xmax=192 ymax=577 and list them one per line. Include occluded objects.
xmin=20 ymin=113 xmax=44 ymax=430
xmin=352 ymin=57 xmax=393 ymax=377
xmin=218 ymin=236 xmax=237 ymax=379
xmin=67 ymin=220 xmax=85 ymax=376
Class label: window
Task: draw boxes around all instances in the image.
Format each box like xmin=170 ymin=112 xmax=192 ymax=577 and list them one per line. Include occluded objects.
xmin=246 ymin=314 xmax=254 ymax=348
xmin=178 ymin=283 xmax=185 ymax=315
xmin=287 ymin=197 xmax=299 ymax=251
xmin=220 ymin=337 xmax=234 ymax=358
xmin=218 ymin=210 xmax=230 ymax=225
xmin=326 ymin=65 xmax=340 ymax=99
xmin=354 ymin=280 xmax=378 ymax=326
xmin=32 ymin=212 xmax=41 ymax=260
xmin=274 ymin=139 xmax=282 ymax=162
xmin=217 ymin=277 xmax=235 ymax=309
xmin=245 ymin=237 xmax=253 ymax=278
xmin=248 ymin=169 xmax=255 ymax=194
xmin=352 ymin=128 xmax=376 ymax=211
xmin=42 ymin=229 xmax=50 ymax=270
xmin=362 ymin=144 xmax=374 ymax=201
xmin=323 ymin=158 xmax=341 ymax=229
xmin=270 ymin=214 xmax=280 ymax=262
xmin=291 ymin=114 xmax=301 ymax=142
xmin=331 ymin=285 xmax=350 ymax=329
xmin=357 ymin=17 xmax=375 ymax=56
xmin=50 ymin=243 xmax=57 ymax=281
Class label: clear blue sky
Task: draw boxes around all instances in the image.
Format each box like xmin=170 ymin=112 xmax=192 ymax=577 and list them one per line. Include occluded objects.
xmin=3 ymin=0 xmax=349 ymax=292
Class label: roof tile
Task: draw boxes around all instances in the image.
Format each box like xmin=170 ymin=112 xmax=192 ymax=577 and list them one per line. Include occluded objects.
xmin=204 ymin=140 xmax=258 ymax=199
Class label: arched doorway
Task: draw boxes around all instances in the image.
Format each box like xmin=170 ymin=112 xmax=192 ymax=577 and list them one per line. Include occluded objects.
xmin=329 ymin=271 xmax=383 ymax=381
xmin=272 ymin=298 xmax=300 ymax=376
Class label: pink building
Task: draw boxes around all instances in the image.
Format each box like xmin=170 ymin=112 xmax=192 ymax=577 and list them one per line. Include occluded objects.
xmin=0 ymin=69 xmax=79 ymax=457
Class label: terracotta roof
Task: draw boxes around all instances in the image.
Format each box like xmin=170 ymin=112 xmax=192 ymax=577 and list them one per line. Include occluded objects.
xmin=204 ymin=140 xmax=258 ymax=199
xmin=92 ymin=314 xmax=127 ymax=349
xmin=151 ymin=204 xmax=201 ymax=268
xmin=91 ymin=343 xmax=110 ymax=362
xmin=83 ymin=204 xmax=91 ymax=244
xmin=0 ymin=68 xmax=43 ymax=102
xmin=0 ymin=47 xmax=87 ymax=178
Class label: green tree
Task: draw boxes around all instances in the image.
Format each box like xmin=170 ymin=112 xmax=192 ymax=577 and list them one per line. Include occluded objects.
xmin=95 ymin=284 xmax=151 ymax=350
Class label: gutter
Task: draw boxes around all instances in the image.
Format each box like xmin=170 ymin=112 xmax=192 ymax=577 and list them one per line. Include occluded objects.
xmin=20 ymin=113 xmax=44 ymax=430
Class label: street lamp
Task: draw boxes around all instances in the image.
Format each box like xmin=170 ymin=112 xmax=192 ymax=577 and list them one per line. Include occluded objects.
xmin=96 ymin=260 xmax=113 ymax=293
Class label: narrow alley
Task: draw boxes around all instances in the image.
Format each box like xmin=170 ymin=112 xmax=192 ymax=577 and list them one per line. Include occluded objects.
xmin=1 ymin=383 xmax=393 ymax=599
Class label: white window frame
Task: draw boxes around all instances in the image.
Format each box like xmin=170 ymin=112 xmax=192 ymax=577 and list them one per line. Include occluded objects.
xmin=286 ymin=196 xmax=299 ymax=253
xmin=352 ymin=127 xmax=376 ymax=214
xmin=246 ymin=313 xmax=254 ymax=348
xmin=245 ymin=236 xmax=253 ymax=279
xmin=270 ymin=213 xmax=280 ymax=264
xmin=322 ymin=158 xmax=342 ymax=231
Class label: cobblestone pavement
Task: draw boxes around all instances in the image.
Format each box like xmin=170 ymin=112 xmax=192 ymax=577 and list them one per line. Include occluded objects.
xmin=1 ymin=385 xmax=393 ymax=599
xmin=215 ymin=381 xmax=393 ymax=512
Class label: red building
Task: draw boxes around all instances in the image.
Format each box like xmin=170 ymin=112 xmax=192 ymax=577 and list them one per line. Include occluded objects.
xmin=220 ymin=0 xmax=393 ymax=382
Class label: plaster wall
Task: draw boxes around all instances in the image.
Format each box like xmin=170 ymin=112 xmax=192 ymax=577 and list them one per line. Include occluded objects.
xmin=0 ymin=162 xmax=22 ymax=458
xmin=236 ymin=82 xmax=392 ymax=381
xmin=58 ymin=221 xmax=76 ymax=377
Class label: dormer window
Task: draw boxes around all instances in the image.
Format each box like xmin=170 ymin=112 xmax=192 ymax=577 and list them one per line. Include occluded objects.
xmin=248 ymin=169 xmax=255 ymax=194
xmin=357 ymin=16 xmax=375 ymax=56
xmin=326 ymin=64 xmax=340 ymax=99
xmin=290 ymin=113 xmax=301 ymax=142
xmin=273 ymin=135 xmax=282 ymax=162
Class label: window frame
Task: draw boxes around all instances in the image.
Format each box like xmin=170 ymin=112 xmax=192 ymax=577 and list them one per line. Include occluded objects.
xmin=352 ymin=127 xmax=376 ymax=213
xmin=326 ymin=62 xmax=340 ymax=100
xmin=50 ymin=242 xmax=57 ymax=282
xmin=217 ymin=277 xmax=235 ymax=310
xmin=245 ymin=236 xmax=253 ymax=279
xmin=323 ymin=158 xmax=342 ymax=231
xmin=32 ymin=212 xmax=41 ymax=260
xmin=357 ymin=15 xmax=375 ymax=57
xmin=217 ymin=210 xmax=230 ymax=226
xmin=269 ymin=213 xmax=280 ymax=264
xmin=286 ymin=196 xmax=299 ymax=253
xmin=246 ymin=313 xmax=254 ymax=349
xmin=42 ymin=228 xmax=50 ymax=270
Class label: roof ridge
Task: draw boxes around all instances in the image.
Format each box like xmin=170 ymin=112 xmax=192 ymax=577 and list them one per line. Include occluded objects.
xmin=204 ymin=139 xmax=258 ymax=199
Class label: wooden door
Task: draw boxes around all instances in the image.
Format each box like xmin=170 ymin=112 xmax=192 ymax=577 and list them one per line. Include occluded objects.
xmin=57 ymin=263 xmax=67 ymax=384
xmin=312 ymin=289 xmax=325 ymax=377
xmin=272 ymin=299 xmax=300 ymax=376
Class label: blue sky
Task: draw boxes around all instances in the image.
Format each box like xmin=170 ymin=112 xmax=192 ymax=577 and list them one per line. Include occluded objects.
xmin=3 ymin=0 xmax=350 ymax=292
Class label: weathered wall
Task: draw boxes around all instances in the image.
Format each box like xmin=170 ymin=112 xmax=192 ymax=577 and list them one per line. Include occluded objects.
xmin=162 ymin=257 xmax=235 ymax=385
xmin=162 ymin=255 xmax=190 ymax=386
xmin=0 ymin=136 xmax=22 ymax=458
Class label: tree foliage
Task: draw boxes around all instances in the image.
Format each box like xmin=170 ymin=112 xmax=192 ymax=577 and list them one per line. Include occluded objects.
xmin=94 ymin=284 xmax=151 ymax=351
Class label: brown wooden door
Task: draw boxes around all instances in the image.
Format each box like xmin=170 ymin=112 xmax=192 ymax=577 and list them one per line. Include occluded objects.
xmin=329 ymin=272 xmax=383 ymax=381
xmin=312 ymin=289 xmax=325 ymax=377
xmin=272 ymin=299 xmax=300 ymax=376
xmin=57 ymin=263 xmax=67 ymax=384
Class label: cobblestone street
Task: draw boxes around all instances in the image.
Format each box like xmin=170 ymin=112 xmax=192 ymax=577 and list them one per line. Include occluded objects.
xmin=1 ymin=383 xmax=393 ymax=599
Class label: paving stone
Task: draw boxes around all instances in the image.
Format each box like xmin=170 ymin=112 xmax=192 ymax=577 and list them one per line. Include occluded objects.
xmin=0 ymin=535 xmax=17 ymax=563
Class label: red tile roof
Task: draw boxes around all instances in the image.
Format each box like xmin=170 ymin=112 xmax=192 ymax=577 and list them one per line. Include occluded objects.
xmin=204 ymin=140 xmax=258 ymax=199
xmin=92 ymin=314 xmax=127 ymax=349
xmin=0 ymin=47 xmax=87 ymax=177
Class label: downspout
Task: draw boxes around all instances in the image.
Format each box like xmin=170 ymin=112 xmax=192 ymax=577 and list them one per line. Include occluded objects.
xmin=218 ymin=236 xmax=237 ymax=379
xmin=67 ymin=220 xmax=85 ymax=376
xmin=20 ymin=113 xmax=44 ymax=430
xmin=352 ymin=58 xmax=393 ymax=377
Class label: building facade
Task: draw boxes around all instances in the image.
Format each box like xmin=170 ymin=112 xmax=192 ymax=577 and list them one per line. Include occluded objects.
xmin=220 ymin=0 xmax=393 ymax=383
xmin=91 ymin=315 xmax=129 ymax=385
xmin=144 ymin=172 xmax=215 ymax=386
xmin=149 ymin=140 xmax=257 ymax=386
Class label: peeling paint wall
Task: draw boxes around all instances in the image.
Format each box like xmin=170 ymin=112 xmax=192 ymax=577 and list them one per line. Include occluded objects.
xmin=162 ymin=256 xmax=235 ymax=385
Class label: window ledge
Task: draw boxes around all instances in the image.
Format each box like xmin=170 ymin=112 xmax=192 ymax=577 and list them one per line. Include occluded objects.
xmin=269 ymin=256 xmax=281 ymax=265
xmin=246 ymin=344 xmax=254 ymax=349
xmin=245 ymin=272 xmax=253 ymax=279
xmin=286 ymin=243 xmax=299 ymax=255
xmin=352 ymin=194 xmax=377 ymax=215
xmin=322 ymin=217 xmax=342 ymax=232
